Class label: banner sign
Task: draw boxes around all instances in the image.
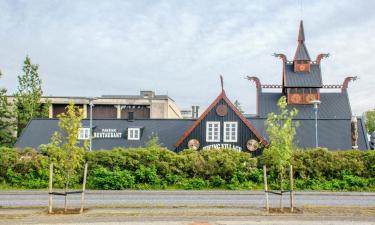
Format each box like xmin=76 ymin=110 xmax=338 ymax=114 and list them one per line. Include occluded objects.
xmin=202 ymin=144 xmax=242 ymax=151
xmin=93 ymin=128 xmax=123 ymax=139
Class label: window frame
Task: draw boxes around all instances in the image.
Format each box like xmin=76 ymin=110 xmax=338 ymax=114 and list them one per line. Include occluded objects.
xmin=223 ymin=121 xmax=238 ymax=142
xmin=206 ymin=121 xmax=220 ymax=142
xmin=78 ymin=128 xmax=90 ymax=140
xmin=128 ymin=128 xmax=140 ymax=140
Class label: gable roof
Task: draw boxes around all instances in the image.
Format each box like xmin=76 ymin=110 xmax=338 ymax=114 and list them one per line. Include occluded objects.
xmin=258 ymin=92 xmax=352 ymax=120
xmin=246 ymin=116 xmax=369 ymax=150
xmin=294 ymin=20 xmax=311 ymax=61
xmin=174 ymin=90 xmax=268 ymax=148
xmin=284 ymin=63 xmax=323 ymax=87
xmin=15 ymin=118 xmax=195 ymax=150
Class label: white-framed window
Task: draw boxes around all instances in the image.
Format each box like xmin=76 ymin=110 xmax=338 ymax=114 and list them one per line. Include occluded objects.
xmin=128 ymin=128 xmax=140 ymax=140
xmin=206 ymin=121 xmax=220 ymax=142
xmin=78 ymin=128 xmax=90 ymax=140
xmin=224 ymin=122 xmax=238 ymax=142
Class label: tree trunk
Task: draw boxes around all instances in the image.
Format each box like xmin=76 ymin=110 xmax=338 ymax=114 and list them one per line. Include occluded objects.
xmin=64 ymin=172 xmax=70 ymax=213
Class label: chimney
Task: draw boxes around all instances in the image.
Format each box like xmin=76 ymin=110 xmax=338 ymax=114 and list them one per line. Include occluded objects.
xmin=195 ymin=106 xmax=199 ymax=119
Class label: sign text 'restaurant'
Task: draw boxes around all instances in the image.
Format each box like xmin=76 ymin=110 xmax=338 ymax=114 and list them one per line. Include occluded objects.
xmin=93 ymin=128 xmax=122 ymax=138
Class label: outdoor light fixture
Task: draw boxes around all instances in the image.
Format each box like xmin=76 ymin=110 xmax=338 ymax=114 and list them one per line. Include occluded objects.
xmin=88 ymin=97 xmax=97 ymax=152
xmin=310 ymin=100 xmax=321 ymax=148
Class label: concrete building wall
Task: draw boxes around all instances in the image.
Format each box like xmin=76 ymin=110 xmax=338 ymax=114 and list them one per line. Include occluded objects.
xmin=7 ymin=91 xmax=183 ymax=120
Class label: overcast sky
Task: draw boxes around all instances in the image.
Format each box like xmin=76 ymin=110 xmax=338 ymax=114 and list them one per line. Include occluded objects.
xmin=0 ymin=0 xmax=374 ymax=115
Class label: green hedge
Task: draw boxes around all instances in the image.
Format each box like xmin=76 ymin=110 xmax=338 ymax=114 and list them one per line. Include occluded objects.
xmin=1 ymin=146 xmax=375 ymax=191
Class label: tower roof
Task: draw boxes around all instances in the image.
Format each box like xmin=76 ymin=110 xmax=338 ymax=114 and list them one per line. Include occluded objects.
xmin=294 ymin=20 xmax=311 ymax=61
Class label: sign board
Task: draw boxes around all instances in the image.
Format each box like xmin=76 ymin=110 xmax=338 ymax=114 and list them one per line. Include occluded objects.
xmin=93 ymin=128 xmax=123 ymax=139
xmin=202 ymin=144 xmax=242 ymax=151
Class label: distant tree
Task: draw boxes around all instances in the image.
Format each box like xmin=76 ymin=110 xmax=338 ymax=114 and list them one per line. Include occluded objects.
xmin=234 ymin=100 xmax=244 ymax=113
xmin=0 ymin=71 xmax=16 ymax=147
xmin=14 ymin=56 xmax=49 ymax=136
xmin=262 ymin=96 xmax=298 ymax=207
xmin=365 ymin=109 xmax=375 ymax=134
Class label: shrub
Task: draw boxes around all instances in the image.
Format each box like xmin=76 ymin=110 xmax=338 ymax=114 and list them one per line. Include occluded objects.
xmin=210 ymin=175 xmax=226 ymax=187
xmin=88 ymin=167 xmax=135 ymax=190
xmin=2 ymin=147 xmax=375 ymax=191
xmin=135 ymin=166 xmax=160 ymax=185
xmin=178 ymin=178 xmax=209 ymax=190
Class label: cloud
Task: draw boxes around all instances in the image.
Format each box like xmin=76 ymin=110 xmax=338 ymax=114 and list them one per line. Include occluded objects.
xmin=0 ymin=0 xmax=373 ymax=115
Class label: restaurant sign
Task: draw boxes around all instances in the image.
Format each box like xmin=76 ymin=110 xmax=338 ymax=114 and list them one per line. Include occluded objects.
xmin=93 ymin=128 xmax=123 ymax=138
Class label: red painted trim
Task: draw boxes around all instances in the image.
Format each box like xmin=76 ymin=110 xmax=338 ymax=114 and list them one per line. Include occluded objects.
xmin=342 ymin=76 xmax=358 ymax=93
xmin=174 ymin=92 xmax=225 ymax=148
xmin=174 ymin=91 xmax=268 ymax=148
xmin=222 ymin=94 xmax=269 ymax=146
xmin=246 ymin=76 xmax=261 ymax=116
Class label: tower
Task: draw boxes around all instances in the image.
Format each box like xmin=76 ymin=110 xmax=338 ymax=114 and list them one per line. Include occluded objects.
xmin=283 ymin=20 xmax=322 ymax=105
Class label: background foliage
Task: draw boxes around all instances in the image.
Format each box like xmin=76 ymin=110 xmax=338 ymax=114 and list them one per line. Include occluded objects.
xmin=365 ymin=109 xmax=375 ymax=134
xmin=0 ymin=71 xmax=16 ymax=147
xmin=1 ymin=147 xmax=375 ymax=191
xmin=14 ymin=56 xmax=49 ymax=137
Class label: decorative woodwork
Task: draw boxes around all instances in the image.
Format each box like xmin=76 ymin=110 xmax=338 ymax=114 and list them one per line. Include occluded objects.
xmin=294 ymin=61 xmax=310 ymax=72
xmin=289 ymin=93 xmax=303 ymax=104
xmin=247 ymin=139 xmax=259 ymax=152
xmin=288 ymin=92 xmax=320 ymax=105
xmin=188 ymin=139 xmax=200 ymax=150
xmin=216 ymin=104 xmax=228 ymax=117
xmin=304 ymin=94 xmax=317 ymax=103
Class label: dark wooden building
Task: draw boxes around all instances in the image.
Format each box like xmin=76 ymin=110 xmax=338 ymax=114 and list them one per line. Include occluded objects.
xmin=174 ymin=88 xmax=268 ymax=153
xmin=14 ymin=21 xmax=370 ymax=152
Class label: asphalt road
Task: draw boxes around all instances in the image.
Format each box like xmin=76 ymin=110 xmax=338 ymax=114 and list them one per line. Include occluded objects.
xmin=1 ymin=190 xmax=375 ymax=208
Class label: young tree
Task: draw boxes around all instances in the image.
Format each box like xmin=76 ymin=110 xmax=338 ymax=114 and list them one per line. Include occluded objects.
xmin=146 ymin=132 xmax=160 ymax=149
xmin=263 ymin=96 xmax=298 ymax=207
xmin=14 ymin=56 xmax=49 ymax=137
xmin=44 ymin=102 xmax=86 ymax=211
xmin=365 ymin=109 xmax=375 ymax=134
xmin=0 ymin=71 xmax=16 ymax=147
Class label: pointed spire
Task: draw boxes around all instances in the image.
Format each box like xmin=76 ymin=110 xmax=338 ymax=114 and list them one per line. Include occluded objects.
xmin=294 ymin=20 xmax=311 ymax=61
xmin=298 ymin=20 xmax=305 ymax=42
xmin=220 ymin=75 xmax=225 ymax=93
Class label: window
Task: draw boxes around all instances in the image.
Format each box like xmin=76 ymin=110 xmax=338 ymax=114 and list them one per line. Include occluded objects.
xmin=78 ymin=128 xmax=90 ymax=140
xmin=206 ymin=121 xmax=220 ymax=142
xmin=224 ymin=122 xmax=238 ymax=142
xmin=128 ymin=128 xmax=140 ymax=140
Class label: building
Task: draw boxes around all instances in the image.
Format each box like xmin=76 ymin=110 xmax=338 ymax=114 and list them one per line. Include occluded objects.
xmin=180 ymin=106 xmax=200 ymax=119
xmin=246 ymin=21 xmax=369 ymax=150
xmin=15 ymin=21 xmax=370 ymax=151
xmin=8 ymin=91 xmax=183 ymax=120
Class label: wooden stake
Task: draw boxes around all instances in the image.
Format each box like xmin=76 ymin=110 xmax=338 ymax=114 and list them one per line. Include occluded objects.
xmin=48 ymin=163 xmax=53 ymax=214
xmin=263 ymin=165 xmax=269 ymax=212
xmin=80 ymin=163 xmax=88 ymax=214
xmin=290 ymin=165 xmax=294 ymax=213
xmin=64 ymin=172 xmax=70 ymax=213
xmin=280 ymin=175 xmax=283 ymax=211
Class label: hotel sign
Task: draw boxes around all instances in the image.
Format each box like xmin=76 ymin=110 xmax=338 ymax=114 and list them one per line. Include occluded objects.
xmin=93 ymin=128 xmax=123 ymax=139
xmin=202 ymin=144 xmax=242 ymax=151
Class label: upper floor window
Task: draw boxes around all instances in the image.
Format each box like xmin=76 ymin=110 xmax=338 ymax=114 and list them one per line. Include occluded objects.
xmin=128 ymin=128 xmax=140 ymax=140
xmin=78 ymin=128 xmax=90 ymax=140
xmin=224 ymin=122 xmax=238 ymax=142
xmin=206 ymin=121 xmax=220 ymax=142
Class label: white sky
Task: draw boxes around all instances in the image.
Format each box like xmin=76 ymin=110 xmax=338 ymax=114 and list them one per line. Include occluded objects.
xmin=0 ymin=0 xmax=374 ymax=115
